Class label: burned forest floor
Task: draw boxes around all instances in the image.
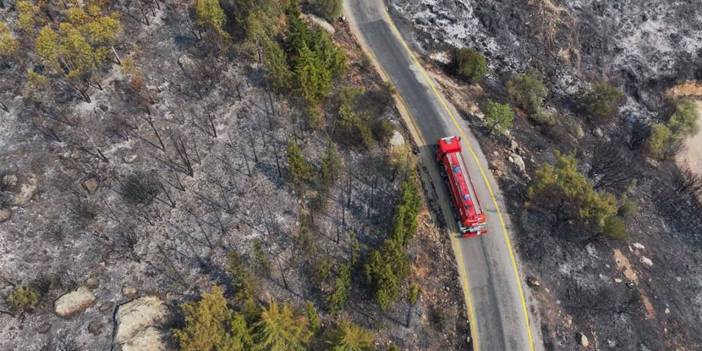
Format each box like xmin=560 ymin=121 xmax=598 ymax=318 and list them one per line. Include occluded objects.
xmin=0 ymin=1 xmax=467 ymax=350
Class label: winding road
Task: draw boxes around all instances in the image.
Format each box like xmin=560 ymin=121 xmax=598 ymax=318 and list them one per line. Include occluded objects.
xmin=344 ymin=1 xmax=541 ymax=350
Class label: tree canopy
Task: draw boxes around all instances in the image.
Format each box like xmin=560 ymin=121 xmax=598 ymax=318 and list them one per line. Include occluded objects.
xmin=173 ymin=286 xmax=252 ymax=351
xmin=253 ymin=301 xmax=313 ymax=351
xmin=483 ymin=100 xmax=514 ymax=135
xmin=528 ymin=152 xmax=620 ymax=237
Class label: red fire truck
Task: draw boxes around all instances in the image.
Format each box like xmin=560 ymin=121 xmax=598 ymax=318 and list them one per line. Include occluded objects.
xmin=435 ymin=136 xmax=487 ymax=237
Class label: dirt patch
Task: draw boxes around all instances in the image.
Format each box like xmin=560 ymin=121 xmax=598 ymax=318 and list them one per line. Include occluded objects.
xmin=669 ymin=81 xmax=702 ymax=176
xmin=613 ymin=249 xmax=656 ymax=320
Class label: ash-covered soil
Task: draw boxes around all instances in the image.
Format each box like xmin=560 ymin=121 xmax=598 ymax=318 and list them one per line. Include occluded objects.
xmin=389 ymin=0 xmax=702 ymax=350
xmin=0 ymin=2 xmax=467 ymax=350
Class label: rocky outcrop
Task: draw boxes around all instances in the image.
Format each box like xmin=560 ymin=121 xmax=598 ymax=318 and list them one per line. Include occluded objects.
xmin=11 ymin=174 xmax=39 ymax=206
xmin=0 ymin=208 xmax=11 ymax=222
xmin=54 ymin=287 xmax=96 ymax=318
xmin=114 ymin=296 xmax=170 ymax=351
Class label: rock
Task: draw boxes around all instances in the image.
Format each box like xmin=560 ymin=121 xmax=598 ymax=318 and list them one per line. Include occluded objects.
xmin=510 ymin=139 xmax=519 ymax=153
xmin=85 ymin=277 xmax=99 ymax=290
xmin=36 ymin=323 xmax=51 ymax=334
xmin=526 ymin=276 xmax=540 ymax=288
xmin=54 ymin=287 xmax=96 ymax=318
xmin=122 ymin=286 xmax=137 ymax=298
xmin=665 ymin=308 xmax=670 ymax=314
xmin=122 ymin=327 xmax=167 ymax=351
xmin=641 ymin=256 xmax=653 ymax=267
xmin=12 ymin=174 xmax=39 ymax=206
xmin=2 ymin=174 xmax=18 ymax=188
xmin=301 ymin=14 xmax=335 ymax=34
xmin=82 ymin=177 xmax=99 ymax=194
xmin=576 ymin=332 xmax=589 ymax=347
xmin=99 ymin=302 xmax=114 ymax=313
xmin=593 ymin=127 xmax=604 ymax=138
xmin=123 ymin=154 xmax=138 ymax=163
xmin=632 ymin=242 xmax=645 ymax=250
xmin=0 ymin=208 xmax=11 ymax=222
xmin=614 ymin=278 xmax=623 ymax=283
xmin=389 ymin=130 xmax=405 ymax=147
xmin=115 ymin=296 xmax=169 ymax=351
xmin=509 ymin=153 xmax=526 ymax=173
xmin=88 ymin=320 xmax=104 ymax=335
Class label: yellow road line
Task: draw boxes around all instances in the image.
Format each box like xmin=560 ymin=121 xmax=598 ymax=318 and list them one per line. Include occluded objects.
xmin=347 ymin=11 xmax=482 ymax=350
xmin=381 ymin=10 xmax=537 ymax=351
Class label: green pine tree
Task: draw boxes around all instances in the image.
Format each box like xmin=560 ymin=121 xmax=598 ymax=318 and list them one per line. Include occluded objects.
xmin=252 ymin=301 xmax=313 ymax=351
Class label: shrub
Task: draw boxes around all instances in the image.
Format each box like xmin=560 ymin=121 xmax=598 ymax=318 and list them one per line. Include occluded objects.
xmin=645 ymin=123 xmax=673 ymax=160
xmin=507 ymin=72 xmax=547 ymax=114
xmin=407 ymin=283 xmax=421 ymax=305
xmin=5 ymin=286 xmax=40 ymax=313
xmin=618 ymin=197 xmax=638 ymax=219
xmin=530 ymin=106 xmax=556 ymax=126
xmin=252 ymin=239 xmax=271 ymax=276
xmin=195 ymin=0 xmax=229 ymax=40
xmin=582 ymin=81 xmax=624 ymax=123
xmin=335 ymin=88 xmax=374 ymax=148
xmin=528 ymin=152 xmax=619 ymax=234
xmin=263 ymin=37 xmax=293 ymax=92
xmin=454 ymin=47 xmax=487 ymax=83
xmin=0 ymin=22 xmax=18 ymax=57
xmin=602 ymin=216 xmax=627 ymax=241
xmin=312 ymin=0 xmax=342 ymax=21
xmin=667 ymin=99 xmax=699 ymax=138
xmin=371 ymin=119 xmax=394 ymax=144
xmin=121 ymin=172 xmax=160 ymax=205
xmin=482 ymin=100 xmax=514 ymax=135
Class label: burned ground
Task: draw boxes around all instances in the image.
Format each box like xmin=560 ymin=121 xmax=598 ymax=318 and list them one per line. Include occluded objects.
xmin=0 ymin=1 xmax=467 ymax=350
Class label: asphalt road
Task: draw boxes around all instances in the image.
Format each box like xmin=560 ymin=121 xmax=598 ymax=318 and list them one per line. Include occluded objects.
xmin=344 ymin=1 xmax=540 ymax=350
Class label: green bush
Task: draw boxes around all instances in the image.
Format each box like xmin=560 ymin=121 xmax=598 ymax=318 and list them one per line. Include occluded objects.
xmin=602 ymin=216 xmax=627 ymax=241
xmin=645 ymin=123 xmax=673 ymax=160
xmin=482 ymin=100 xmax=514 ymax=135
xmin=618 ymin=197 xmax=638 ymax=219
xmin=582 ymin=81 xmax=624 ymax=123
xmin=507 ymin=72 xmax=547 ymax=114
xmin=454 ymin=47 xmax=487 ymax=83
xmin=311 ymin=0 xmax=342 ymax=21
xmin=645 ymin=100 xmax=699 ymax=160
xmin=528 ymin=152 xmax=619 ymax=234
xmin=371 ymin=119 xmax=394 ymax=144
xmin=6 ymin=286 xmax=40 ymax=313
xmin=530 ymin=106 xmax=556 ymax=126
xmin=407 ymin=283 xmax=421 ymax=305
xmin=667 ymin=99 xmax=699 ymax=137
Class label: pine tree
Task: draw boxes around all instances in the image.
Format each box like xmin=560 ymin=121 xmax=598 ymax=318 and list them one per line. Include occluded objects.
xmin=326 ymin=263 xmax=352 ymax=314
xmin=326 ymin=320 xmax=375 ymax=351
xmin=320 ymin=142 xmax=341 ymax=190
xmin=253 ymin=301 xmax=313 ymax=351
xmin=263 ymin=37 xmax=293 ymax=91
xmin=173 ymin=286 xmax=252 ymax=351
xmin=287 ymin=141 xmax=313 ymax=189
